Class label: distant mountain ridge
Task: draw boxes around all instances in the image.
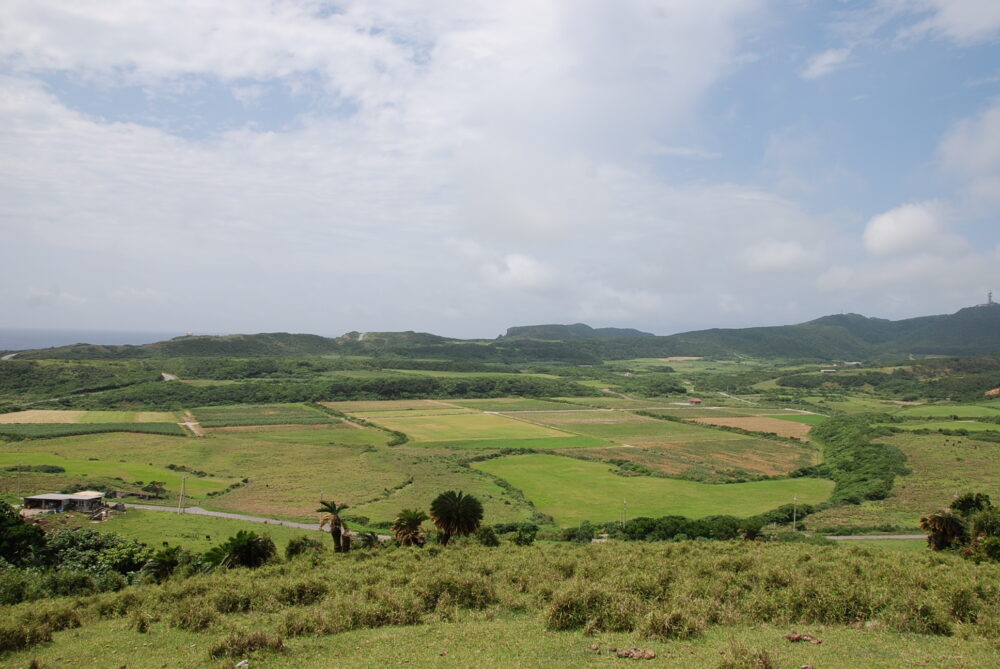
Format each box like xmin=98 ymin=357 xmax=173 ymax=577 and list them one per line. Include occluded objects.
xmin=500 ymin=323 xmax=655 ymax=340
xmin=8 ymin=304 xmax=1000 ymax=361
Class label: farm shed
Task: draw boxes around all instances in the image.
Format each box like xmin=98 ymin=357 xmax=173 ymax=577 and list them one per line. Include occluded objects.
xmin=22 ymin=491 xmax=104 ymax=513
xmin=687 ymin=398 xmax=703 ymax=405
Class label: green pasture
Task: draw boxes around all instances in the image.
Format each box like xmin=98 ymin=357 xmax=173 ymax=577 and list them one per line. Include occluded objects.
xmin=0 ymin=452 xmax=235 ymax=498
xmin=524 ymin=412 xmax=751 ymax=443
xmin=835 ymin=538 xmax=926 ymax=553
xmin=349 ymin=408 xmax=477 ymax=418
xmin=94 ymin=509 xmax=325 ymax=552
xmin=363 ymin=412 xmax=574 ymax=442
xmin=803 ymin=395 xmax=900 ymax=413
xmin=474 ymin=453 xmax=834 ymax=525
xmin=388 ymin=369 xmax=560 ymax=379
xmin=769 ymin=413 xmax=829 ymax=425
xmin=191 ymin=403 xmax=335 ymax=427
xmin=894 ymin=404 xmax=1000 ymax=419
xmin=0 ymin=423 xmax=185 ymax=439
xmin=884 ymin=420 xmax=1000 ymax=432
xmin=447 ymin=398 xmax=580 ymax=412
xmin=555 ymin=397 xmax=681 ymax=409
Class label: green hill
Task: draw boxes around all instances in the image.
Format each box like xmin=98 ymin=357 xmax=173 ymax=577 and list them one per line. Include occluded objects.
xmin=10 ymin=304 xmax=1000 ymax=362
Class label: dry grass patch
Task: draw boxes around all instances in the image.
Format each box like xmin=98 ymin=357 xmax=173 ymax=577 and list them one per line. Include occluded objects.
xmin=321 ymin=399 xmax=461 ymax=413
xmin=0 ymin=410 xmax=87 ymax=423
xmin=690 ymin=416 xmax=813 ymax=440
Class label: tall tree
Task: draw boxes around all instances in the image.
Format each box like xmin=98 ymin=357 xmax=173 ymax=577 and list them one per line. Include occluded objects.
xmin=317 ymin=500 xmax=349 ymax=553
xmin=429 ymin=490 xmax=483 ymax=546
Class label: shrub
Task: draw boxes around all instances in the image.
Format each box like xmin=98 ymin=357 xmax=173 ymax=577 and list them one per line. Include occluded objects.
xmin=475 ymin=526 xmax=500 ymax=547
xmin=209 ymin=630 xmax=285 ymax=658
xmin=285 ymin=535 xmax=325 ymax=560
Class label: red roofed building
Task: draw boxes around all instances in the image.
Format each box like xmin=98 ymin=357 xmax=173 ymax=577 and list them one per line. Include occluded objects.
xmin=688 ymin=398 xmax=703 ymax=405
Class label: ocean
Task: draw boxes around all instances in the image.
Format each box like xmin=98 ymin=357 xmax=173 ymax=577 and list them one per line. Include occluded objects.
xmin=0 ymin=328 xmax=194 ymax=352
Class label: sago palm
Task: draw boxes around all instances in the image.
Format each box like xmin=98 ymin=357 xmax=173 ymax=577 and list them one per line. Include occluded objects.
xmin=318 ymin=500 xmax=349 ymax=553
xmin=391 ymin=508 xmax=428 ymax=547
xmin=920 ymin=510 xmax=967 ymax=550
xmin=429 ymin=490 xmax=483 ymax=545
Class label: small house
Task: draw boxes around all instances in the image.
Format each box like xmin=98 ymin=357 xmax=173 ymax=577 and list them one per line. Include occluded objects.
xmin=687 ymin=398 xmax=703 ymax=405
xmin=22 ymin=491 xmax=105 ymax=514
xmin=820 ymin=369 xmax=837 ymax=374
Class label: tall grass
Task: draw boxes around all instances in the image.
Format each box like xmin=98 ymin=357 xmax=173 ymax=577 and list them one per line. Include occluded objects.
xmin=1 ymin=541 xmax=998 ymax=656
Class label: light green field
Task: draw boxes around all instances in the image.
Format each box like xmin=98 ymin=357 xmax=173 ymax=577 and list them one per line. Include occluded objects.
xmin=363 ymin=413 xmax=575 ymax=442
xmin=94 ymin=509 xmax=325 ymax=552
xmin=321 ymin=399 xmax=459 ymax=413
xmin=474 ymin=454 xmax=834 ymax=525
xmin=895 ymin=404 xmax=1000 ymax=418
xmin=887 ymin=420 xmax=1000 ymax=432
xmin=769 ymin=413 xmax=829 ymax=425
xmin=837 ymin=539 xmax=926 ymax=553
xmin=447 ymin=398 xmax=580 ymax=412
xmin=350 ymin=408 xmax=477 ymax=418
xmin=388 ymin=369 xmax=561 ymax=379
xmin=804 ymin=395 xmax=901 ymax=413
xmin=9 ymin=611 xmax=995 ymax=669
xmin=0 ymin=452 xmax=236 ymax=498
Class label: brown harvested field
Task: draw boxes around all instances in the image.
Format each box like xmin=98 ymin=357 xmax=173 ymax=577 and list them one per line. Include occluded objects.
xmin=0 ymin=410 xmax=87 ymax=423
xmin=689 ymin=416 xmax=813 ymax=440
xmin=559 ymin=436 xmax=818 ymax=480
xmin=321 ymin=399 xmax=460 ymax=413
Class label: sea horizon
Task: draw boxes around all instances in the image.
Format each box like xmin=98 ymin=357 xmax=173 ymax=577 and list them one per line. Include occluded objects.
xmin=0 ymin=328 xmax=207 ymax=352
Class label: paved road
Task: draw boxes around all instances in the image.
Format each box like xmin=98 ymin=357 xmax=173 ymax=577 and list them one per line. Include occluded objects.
xmin=1 ymin=353 xmax=17 ymax=360
xmin=826 ymin=534 xmax=924 ymax=541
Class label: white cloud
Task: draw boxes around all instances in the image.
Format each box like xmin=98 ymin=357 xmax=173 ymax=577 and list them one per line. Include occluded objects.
xmin=801 ymin=48 xmax=852 ymax=80
xmin=862 ymin=202 xmax=967 ymax=256
xmin=896 ymin=0 xmax=1000 ymax=45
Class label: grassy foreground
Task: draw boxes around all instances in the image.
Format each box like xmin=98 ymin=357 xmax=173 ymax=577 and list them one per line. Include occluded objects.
xmin=3 ymin=541 xmax=998 ymax=667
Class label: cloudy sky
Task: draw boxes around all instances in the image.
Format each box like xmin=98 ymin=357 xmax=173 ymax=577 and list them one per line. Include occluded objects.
xmin=2 ymin=1 xmax=1000 ymax=339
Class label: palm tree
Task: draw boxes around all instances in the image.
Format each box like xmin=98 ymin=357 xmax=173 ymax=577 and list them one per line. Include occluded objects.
xmin=920 ymin=510 xmax=967 ymax=550
xmin=391 ymin=508 xmax=428 ymax=547
xmin=429 ymin=490 xmax=483 ymax=545
xmin=317 ymin=500 xmax=349 ymax=553
xmin=358 ymin=531 xmax=381 ymax=549
xmin=203 ymin=531 xmax=276 ymax=568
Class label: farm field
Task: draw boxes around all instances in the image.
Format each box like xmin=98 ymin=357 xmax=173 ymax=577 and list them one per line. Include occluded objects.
xmin=0 ymin=422 xmax=186 ymax=439
xmin=474 ymin=453 xmax=834 ymax=525
xmin=808 ymin=431 xmax=1000 ymax=532
xmin=447 ymin=398 xmax=581 ymax=412
xmin=320 ymin=399 xmax=457 ymax=413
xmin=893 ymin=404 xmax=1000 ymax=419
xmin=191 ymin=403 xmax=336 ymax=427
xmin=886 ymin=420 xmax=1000 ymax=432
xmin=688 ymin=415 xmax=813 ymax=440
xmin=0 ymin=450 xmax=237 ymax=499
xmin=357 ymin=412 xmax=574 ymax=442
xmin=0 ymin=409 xmax=178 ymax=423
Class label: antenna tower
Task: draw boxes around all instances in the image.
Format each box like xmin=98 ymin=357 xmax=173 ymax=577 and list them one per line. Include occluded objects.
xmin=990 ymin=291 xmax=995 ymax=306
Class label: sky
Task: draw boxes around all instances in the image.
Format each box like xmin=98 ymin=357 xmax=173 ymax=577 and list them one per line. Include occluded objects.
xmin=2 ymin=1 xmax=1000 ymax=340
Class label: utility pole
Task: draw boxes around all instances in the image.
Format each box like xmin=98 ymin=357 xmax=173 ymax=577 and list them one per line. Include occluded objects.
xmin=621 ymin=498 xmax=627 ymax=527
xmin=792 ymin=495 xmax=798 ymax=532
xmin=177 ymin=476 xmax=187 ymax=514
xmin=16 ymin=462 xmax=22 ymax=499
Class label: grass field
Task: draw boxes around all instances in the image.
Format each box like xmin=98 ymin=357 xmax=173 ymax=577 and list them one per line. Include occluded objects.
xmin=689 ymin=416 xmax=813 ymax=440
xmin=769 ymin=413 xmax=829 ymax=425
xmin=362 ymin=413 xmax=574 ymax=442
xmin=474 ymin=454 xmax=834 ymax=524
xmin=321 ymin=399 xmax=458 ymax=413
xmin=94 ymin=508 xmax=326 ymax=552
xmin=0 ymin=451 xmax=237 ymax=499
xmin=894 ymin=404 xmax=1000 ymax=419
xmin=886 ymin=420 xmax=1000 ymax=433
xmin=191 ymin=403 xmax=335 ymax=427
xmin=447 ymin=398 xmax=581 ymax=412
xmin=808 ymin=431 xmax=1000 ymax=531
xmin=0 ymin=410 xmax=178 ymax=423
xmin=4 ymin=542 xmax=998 ymax=669
xmin=0 ymin=422 xmax=186 ymax=439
